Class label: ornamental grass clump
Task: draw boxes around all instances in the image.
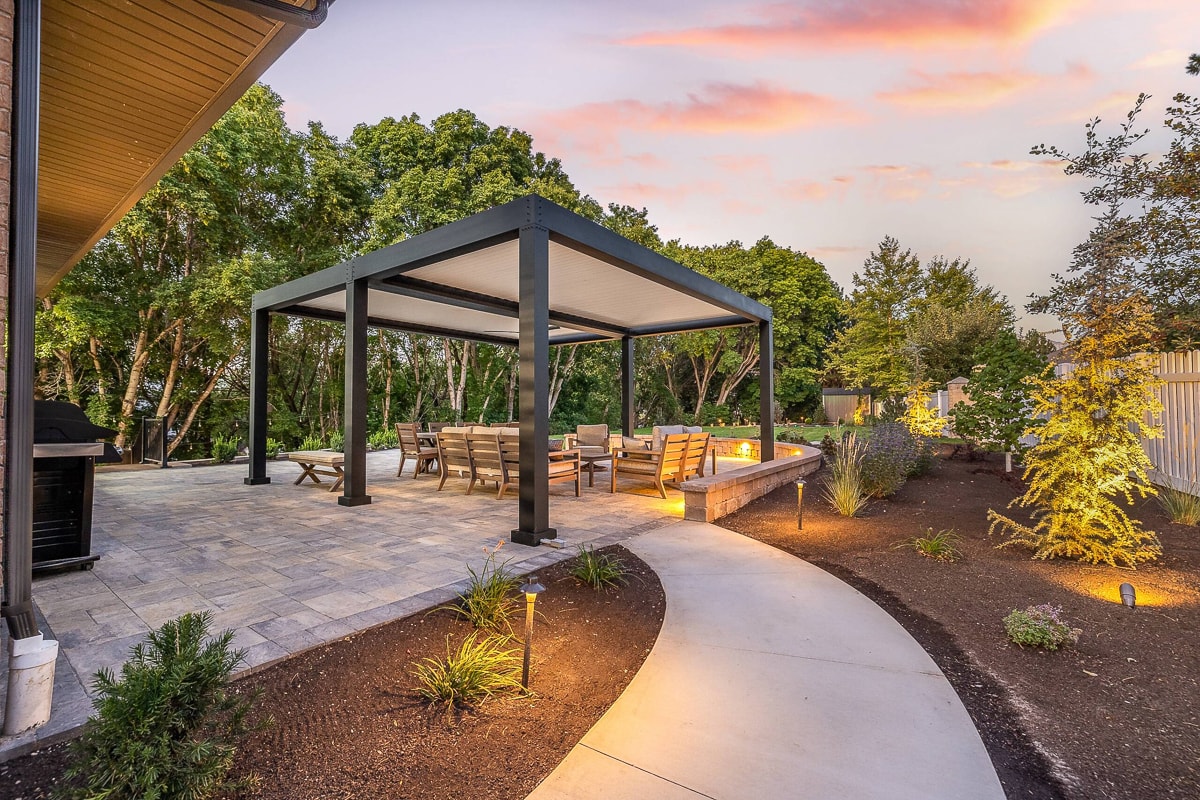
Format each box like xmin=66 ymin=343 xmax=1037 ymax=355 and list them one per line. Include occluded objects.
xmin=570 ymin=545 xmax=628 ymax=591
xmin=900 ymin=528 xmax=961 ymax=562
xmin=1157 ymin=483 xmax=1200 ymax=526
xmin=442 ymin=541 xmax=520 ymax=632
xmin=60 ymin=612 xmax=261 ymax=800
xmin=1003 ymin=605 xmax=1081 ymax=651
xmin=822 ymin=432 xmax=869 ymax=518
xmin=413 ymin=633 xmax=523 ymax=707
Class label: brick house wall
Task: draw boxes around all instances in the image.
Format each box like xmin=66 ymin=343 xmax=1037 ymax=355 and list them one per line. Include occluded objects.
xmin=0 ymin=0 xmax=13 ymax=601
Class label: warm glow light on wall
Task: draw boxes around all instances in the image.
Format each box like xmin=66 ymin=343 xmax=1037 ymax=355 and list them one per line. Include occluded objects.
xmin=1045 ymin=571 xmax=1196 ymax=608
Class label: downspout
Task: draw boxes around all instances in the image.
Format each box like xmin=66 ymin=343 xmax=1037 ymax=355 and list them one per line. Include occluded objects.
xmin=2 ymin=0 xmax=41 ymax=642
xmin=208 ymin=0 xmax=329 ymax=28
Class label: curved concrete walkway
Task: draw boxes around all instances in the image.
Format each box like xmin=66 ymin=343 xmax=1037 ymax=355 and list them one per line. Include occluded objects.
xmin=528 ymin=521 xmax=1005 ymax=800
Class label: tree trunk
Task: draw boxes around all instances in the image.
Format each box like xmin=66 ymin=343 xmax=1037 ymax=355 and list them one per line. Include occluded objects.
xmin=548 ymin=344 xmax=579 ymax=416
xmin=167 ymin=362 xmax=229 ymax=456
xmin=155 ymin=319 xmax=185 ymax=419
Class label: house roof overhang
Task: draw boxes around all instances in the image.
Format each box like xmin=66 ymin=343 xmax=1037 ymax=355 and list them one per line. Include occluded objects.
xmin=254 ymin=195 xmax=773 ymax=345
xmin=36 ymin=0 xmax=317 ymax=297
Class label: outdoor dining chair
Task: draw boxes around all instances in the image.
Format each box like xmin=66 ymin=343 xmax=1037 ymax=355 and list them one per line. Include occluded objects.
xmin=395 ymin=422 xmax=438 ymax=478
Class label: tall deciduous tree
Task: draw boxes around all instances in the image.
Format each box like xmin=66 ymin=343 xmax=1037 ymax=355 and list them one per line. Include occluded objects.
xmin=949 ymin=330 xmax=1049 ymax=454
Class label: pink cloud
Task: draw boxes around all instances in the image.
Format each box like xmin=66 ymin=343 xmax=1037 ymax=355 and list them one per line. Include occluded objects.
xmin=859 ymin=164 xmax=933 ymax=200
xmin=782 ymin=175 xmax=856 ymax=203
xmin=620 ymin=0 xmax=1078 ymax=52
xmin=878 ymin=70 xmax=1037 ymax=109
xmin=1130 ymin=48 xmax=1190 ymax=70
xmin=708 ymin=153 xmax=773 ymax=173
xmin=599 ymin=181 xmax=726 ymax=208
xmin=961 ymin=159 xmax=1069 ymax=197
xmin=535 ymin=82 xmax=862 ymax=160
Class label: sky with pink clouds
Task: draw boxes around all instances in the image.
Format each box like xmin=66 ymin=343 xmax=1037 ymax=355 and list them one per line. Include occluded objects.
xmin=260 ymin=0 xmax=1200 ymax=332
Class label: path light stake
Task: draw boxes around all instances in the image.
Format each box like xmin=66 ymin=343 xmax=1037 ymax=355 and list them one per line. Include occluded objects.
xmin=1119 ymin=583 xmax=1136 ymax=609
xmin=796 ymin=478 xmax=806 ymax=530
xmin=520 ymin=575 xmax=545 ymax=689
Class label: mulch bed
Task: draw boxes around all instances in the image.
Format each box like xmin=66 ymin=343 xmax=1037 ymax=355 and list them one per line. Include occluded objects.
xmin=717 ymin=451 xmax=1200 ymax=800
xmin=0 ymin=545 xmax=664 ymax=800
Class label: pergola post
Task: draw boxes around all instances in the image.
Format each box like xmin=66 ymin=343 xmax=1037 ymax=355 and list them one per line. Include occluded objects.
xmin=759 ymin=319 xmax=775 ymax=462
xmin=339 ymin=278 xmax=371 ymax=506
xmin=620 ymin=336 xmax=635 ymax=436
xmin=2 ymin=0 xmax=41 ymax=640
xmin=512 ymin=223 xmax=554 ymax=545
xmin=244 ymin=307 xmax=271 ymax=485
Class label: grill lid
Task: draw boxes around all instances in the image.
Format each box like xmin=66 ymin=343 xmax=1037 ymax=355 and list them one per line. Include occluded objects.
xmin=34 ymin=400 xmax=119 ymax=443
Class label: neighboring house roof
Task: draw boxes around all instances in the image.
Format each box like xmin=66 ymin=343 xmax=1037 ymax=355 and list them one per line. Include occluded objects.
xmin=36 ymin=0 xmax=315 ymax=296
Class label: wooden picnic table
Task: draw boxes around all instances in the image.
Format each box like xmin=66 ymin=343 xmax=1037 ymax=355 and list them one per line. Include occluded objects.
xmin=288 ymin=450 xmax=344 ymax=492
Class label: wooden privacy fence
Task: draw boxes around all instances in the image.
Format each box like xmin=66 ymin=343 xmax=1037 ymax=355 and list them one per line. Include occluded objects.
xmin=1056 ymin=350 xmax=1199 ymax=492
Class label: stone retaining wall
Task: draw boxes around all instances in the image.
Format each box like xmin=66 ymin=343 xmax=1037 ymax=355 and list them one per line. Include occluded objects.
xmin=681 ymin=445 xmax=823 ymax=523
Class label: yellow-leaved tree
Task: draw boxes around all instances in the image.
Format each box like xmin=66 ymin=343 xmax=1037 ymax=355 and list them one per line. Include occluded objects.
xmin=988 ymin=295 xmax=1163 ymax=566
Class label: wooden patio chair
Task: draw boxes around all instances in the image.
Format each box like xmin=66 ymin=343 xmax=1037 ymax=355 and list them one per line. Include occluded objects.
xmin=678 ymin=431 xmax=711 ymax=481
xmin=395 ymin=422 xmax=438 ymax=478
xmin=499 ymin=432 xmax=581 ymax=499
xmin=563 ymin=424 xmax=610 ymax=458
xmin=610 ymin=432 xmax=690 ymax=499
xmin=435 ymin=428 xmax=472 ymax=491
xmin=427 ymin=421 xmax=453 ymax=434
xmin=466 ymin=431 xmax=506 ymax=495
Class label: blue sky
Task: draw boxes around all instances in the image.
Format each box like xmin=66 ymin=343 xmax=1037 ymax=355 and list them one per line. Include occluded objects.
xmin=262 ymin=0 xmax=1200 ymax=331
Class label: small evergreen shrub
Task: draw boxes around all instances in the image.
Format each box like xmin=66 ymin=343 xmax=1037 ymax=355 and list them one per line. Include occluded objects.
xmin=822 ymin=432 xmax=869 ymax=518
xmin=776 ymin=428 xmax=807 ymax=444
xmin=1157 ymin=483 xmax=1200 ymax=526
xmin=60 ymin=612 xmax=260 ymax=800
xmin=900 ymin=528 xmax=961 ymax=562
xmin=818 ymin=434 xmax=838 ymax=460
xmin=861 ymin=423 xmax=918 ymax=498
xmin=812 ymin=403 xmax=829 ymax=425
xmin=413 ymin=633 xmax=523 ymax=707
xmin=1003 ymin=605 xmax=1081 ymax=651
xmin=264 ymin=437 xmax=283 ymax=459
xmin=570 ymin=546 xmax=628 ymax=590
xmin=211 ymin=435 xmax=237 ymax=463
xmin=441 ymin=542 xmax=520 ymax=632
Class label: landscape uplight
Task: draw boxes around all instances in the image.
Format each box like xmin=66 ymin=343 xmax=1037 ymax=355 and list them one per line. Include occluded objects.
xmin=796 ymin=478 xmax=807 ymax=530
xmin=1119 ymin=582 xmax=1136 ymax=609
xmin=520 ymin=575 xmax=545 ymax=689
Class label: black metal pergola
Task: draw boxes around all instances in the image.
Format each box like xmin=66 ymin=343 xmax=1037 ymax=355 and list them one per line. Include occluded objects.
xmin=245 ymin=195 xmax=774 ymax=545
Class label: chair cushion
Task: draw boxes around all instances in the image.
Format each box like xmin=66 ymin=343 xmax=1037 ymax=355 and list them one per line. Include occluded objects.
xmin=617 ymin=459 xmax=659 ymax=475
xmin=621 ymin=436 xmax=648 ymax=451
xmin=652 ymin=425 xmax=687 ymax=452
xmin=576 ymin=424 xmax=609 ymax=448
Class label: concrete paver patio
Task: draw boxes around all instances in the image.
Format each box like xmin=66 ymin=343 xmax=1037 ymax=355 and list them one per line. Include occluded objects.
xmin=2 ymin=449 xmax=710 ymax=754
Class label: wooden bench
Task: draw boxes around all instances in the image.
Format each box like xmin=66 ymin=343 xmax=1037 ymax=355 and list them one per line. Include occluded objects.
xmin=288 ymin=450 xmax=344 ymax=492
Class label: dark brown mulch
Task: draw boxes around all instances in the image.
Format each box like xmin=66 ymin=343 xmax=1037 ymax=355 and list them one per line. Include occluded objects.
xmin=717 ymin=452 xmax=1200 ymax=800
xmin=0 ymin=545 xmax=664 ymax=800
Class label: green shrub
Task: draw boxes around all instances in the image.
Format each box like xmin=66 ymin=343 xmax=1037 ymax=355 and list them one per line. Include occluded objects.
xmin=812 ymin=403 xmax=829 ymax=425
xmin=211 ymin=435 xmax=237 ymax=463
xmin=264 ymin=437 xmax=283 ymax=459
xmin=900 ymin=528 xmax=961 ymax=562
xmin=776 ymin=428 xmax=808 ymax=444
xmin=570 ymin=546 xmax=628 ymax=590
xmin=413 ymin=633 xmax=523 ymax=707
xmin=60 ymin=612 xmax=260 ymax=800
xmin=1003 ymin=604 xmax=1081 ymax=651
xmin=299 ymin=434 xmax=324 ymax=451
xmin=328 ymin=431 xmax=345 ymax=453
xmin=369 ymin=428 xmax=399 ymax=450
xmin=442 ymin=542 xmax=520 ymax=631
xmin=822 ymin=432 xmax=869 ymax=518
xmin=1157 ymin=483 xmax=1200 ymax=526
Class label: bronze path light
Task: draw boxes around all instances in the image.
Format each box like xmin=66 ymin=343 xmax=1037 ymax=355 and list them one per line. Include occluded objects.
xmin=520 ymin=575 xmax=545 ymax=689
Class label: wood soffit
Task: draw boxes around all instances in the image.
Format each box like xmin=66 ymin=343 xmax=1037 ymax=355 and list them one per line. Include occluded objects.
xmin=36 ymin=0 xmax=311 ymax=296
